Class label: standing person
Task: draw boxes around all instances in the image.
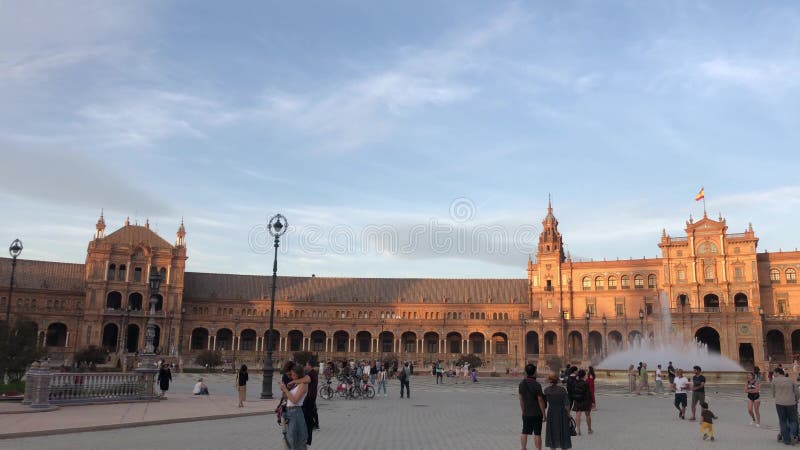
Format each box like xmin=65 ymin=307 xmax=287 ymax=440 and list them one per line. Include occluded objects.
xmin=236 ymin=364 xmax=249 ymax=407
xmin=279 ymin=365 xmax=308 ymax=450
xmin=369 ymin=362 xmax=376 ymax=385
xmin=302 ymin=361 xmax=319 ymax=445
xmin=519 ymin=364 xmax=546 ymax=450
xmin=628 ymin=364 xmax=637 ymax=393
xmin=436 ymin=361 xmax=444 ymax=385
xmin=772 ymin=367 xmax=799 ymax=445
xmin=667 ymin=361 xmax=676 ymax=387
xmin=410 ymin=362 xmax=414 ymax=375
xmin=637 ymin=362 xmax=651 ymax=395
xmin=654 ymin=364 xmax=664 ymax=394
xmin=689 ymin=366 xmax=706 ymax=421
xmin=565 ymin=366 xmax=577 ymax=410
xmin=745 ymin=372 xmax=761 ymax=427
xmin=572 ymin=369 xmax=593 ymax=435
xmin=544 ymin=374 xmax=572 ymax=450
xmin=700 ymin=401 xmax=719 ymax=441
xmin=377 ymin=364 xmax=387 ymax=397
xmin=672 ymin=368 xmax=690 ymax=419
xmin=463 ymin=362 xmax=470 ymax=382
xmin=471 ymin=368 xmax=479 ymax=383
xmin=399 ymin=362 xmax=411 ymax=399
xmin=157 ymin=363 xmax=172 ymax=398
xmin=587 ymin=366 xmax=597 ymax=411
xmin=753 ymin=366 xmax=762 ymax=383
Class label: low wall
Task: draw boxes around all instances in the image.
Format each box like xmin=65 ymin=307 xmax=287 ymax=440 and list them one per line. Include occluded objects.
xmin=595 ymin=369 xmax=748 ymax=385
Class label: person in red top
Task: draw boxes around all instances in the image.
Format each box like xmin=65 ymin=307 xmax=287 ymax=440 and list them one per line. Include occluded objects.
xmin=587 ymin=366 xmax=597 ymax=410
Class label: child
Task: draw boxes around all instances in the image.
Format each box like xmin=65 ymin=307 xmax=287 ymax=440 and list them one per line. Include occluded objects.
xmin=700 ymin=401 xmax=718 ymax=441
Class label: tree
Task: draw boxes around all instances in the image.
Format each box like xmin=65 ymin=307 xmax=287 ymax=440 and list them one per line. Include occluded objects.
xmin=456 ymin=353 xmax=483 ymax=369
xmin=194 ymin=350 xmax=223 ymax=369
xmin=292 ymin=351 xmax=318 ymax=367
xmin=0 ymin=318 xmax=43 ymax=382
xmin=73 ymin=345 xmax=109 ymax=370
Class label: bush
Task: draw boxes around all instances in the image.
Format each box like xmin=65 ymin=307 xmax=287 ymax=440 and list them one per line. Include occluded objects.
xmin=73 ymin=345 xmax=109 ymax=371
xmin=292 ymin=351 xmax=318 ymax=367
xmin=194 ymin=350 xmax=223 ymax=368
xmin=455 ymin=353 xmax=483 ymax=369
xmin=0 ymin=380 xmax=25 ymax=395
xmin=0 ymin=318 xmax=43 ymax=381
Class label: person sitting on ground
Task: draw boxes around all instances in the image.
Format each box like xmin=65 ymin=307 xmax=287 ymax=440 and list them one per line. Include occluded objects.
xmin=193 ymin=378 xmax=209 ymax=395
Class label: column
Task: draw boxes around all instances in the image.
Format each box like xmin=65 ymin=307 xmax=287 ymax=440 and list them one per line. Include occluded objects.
xmin=65 ymin=331 xmax=70 ymax=347
xmin=487 ymin=339 xmax=492 ymax=355
xmin=784 ymin=332 xmax=792 ymax=359
xmin=237 ymin=337 xmax=241 ymax=351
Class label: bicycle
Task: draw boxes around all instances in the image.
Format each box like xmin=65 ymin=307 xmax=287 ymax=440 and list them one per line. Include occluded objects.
xmin=319 ymin=379 xmax=334 ymax=400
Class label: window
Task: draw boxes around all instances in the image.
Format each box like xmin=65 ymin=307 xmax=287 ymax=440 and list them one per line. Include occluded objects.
xmin=586 ymin=298 xmax=596 ymax=316
xmin=608 ymin=276 xmax=617 ymax=289
xmin=134 ymin=267 xmax=142 ymax=282
xmin=621 ymin=275 xmax=630 ymax=289
xmin=615 ymin=301 xmax=624 ymax=317
xmin=734 ymin=267 xmax=744 ymax=280
xmin=107 ymin=264 xmax=116 ymax=281
xmin=545 ymin=280 xmax=553 ymax=291
xmin=594 ymin=277 xmax=604 ymax=290
xmin=118 ymin=264 xmax=126 ymax=281
xmin=582 ymin=277 xmax=591 ymax=290
xmin=698 ymin=241 xmax=718 ymax=254
xmin=634 ymin=275 xmax=644 ymax=289
xmin=647 ymin=274 xmax=656 ymax=288
xmin=778 ymin=300 xmax=788 ymax=315
xmin=787 ymin=269 xmax=797 ymax=283
xmin=770 ymin=269 xmax=780 ymax=283
xmin=676 ymin=250 xmax=683 ymax=257
xmin=645 ymin=303 xmax=653 ymax=315
xmin=677 ymin=270 xmax=686 ymax=282
xmin=547 ymin=298 xmax=553 ymax=309
xmin=705 ymin=266 xmax=714 ymax=281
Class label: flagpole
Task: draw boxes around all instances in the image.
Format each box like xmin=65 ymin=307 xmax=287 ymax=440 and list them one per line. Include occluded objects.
xmin=703 ymin=197 xmax=706 ymax=216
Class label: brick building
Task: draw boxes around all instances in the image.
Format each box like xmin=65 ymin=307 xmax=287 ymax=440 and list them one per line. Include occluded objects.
xmin=2 ymin=204 xmax=799 ymax=371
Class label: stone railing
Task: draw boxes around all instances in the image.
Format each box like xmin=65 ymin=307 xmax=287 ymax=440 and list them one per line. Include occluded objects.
xmin=23 ymin=363 xmax=158 ymax=409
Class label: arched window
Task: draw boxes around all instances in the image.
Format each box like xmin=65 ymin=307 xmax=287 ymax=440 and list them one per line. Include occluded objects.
xmin=594 ymin=277 xmax=604 ymax=290
xmin=770 ymin=269 xmax=780 ymax=283
xmin=621 ymin=275 xmax=630 ymax=289
xmin=704 ymin=266 xmax=714 ymax=281
xmin=118 ymin=264 xmax=126 ymax=281
xmin=582 ymin=277 xmax=590 ymax=290
xmin=133 ymin=267 xmax=142 ymax=282
xmin=787 ymin=268 xmax=797 ymax=283
xmin=634 ymin=275 xmax=644 ymax=289
xmin=647 ymin=274 xmax=656 ymax=288
xmin=107 ymin=264 xmax=116 ymax=281
xmin=698 ymin=241 xmax=718 ymax=254
xmin=608 ymin=276 xmax=617 ymax=289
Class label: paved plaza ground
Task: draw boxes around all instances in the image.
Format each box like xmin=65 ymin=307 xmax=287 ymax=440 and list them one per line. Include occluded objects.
xmin=1 ymin=372 xmax=791 ymax=449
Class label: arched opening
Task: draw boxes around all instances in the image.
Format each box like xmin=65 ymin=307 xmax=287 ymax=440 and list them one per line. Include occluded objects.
xmin=703 ymin=294 xmax=719 ymax=311
xmin=424 ymin=332 xmax=439 ymax=354
xmin=333 ymin=331 xmax=349 ymax=353
xmin=447 ymin=332 xmax=462 ymax=353
xmin=102 ymin=323 xmax=118 ymax=352
xmin=767 ymin=330 xmax=786 ymax=359
xmin=288 ymin=330 xmax=303 ymax=352
xmin=734 ymin=293 xmax=748 ymax=310
xmin=125 ymin=324 xmax=139 ymax=352
xmin=264 ymin=330 xmax=280 ymax=352
xmin=356 ymin=331 xmax=371 ymax=353
xmin=45 ymin=323 xmax=67 ymax=347
xmin=525 ymin=331 xmax=539 ymax=355
xmin=677 ymin=294 xmax=689 ymax=307
xmin=543 ymin=331 xmax=558 ymax=355
xmin=628 ymin=330 xmax=643 ymax=347
xmin=492 ymin=333 xmax=508 ymax=355
xmin=608 ymin=331 xmax=623 ymax=353
xmin=216 ymin=328 xmax=233 ymax=351
xmin=402 ymin=332 xmax=417 ymax=353
xmin=240 ymin=329 xmax=256 ymax=351
xmin=379 ymin=331 xmax=394 ymax=353
xmin=792 ymin=330 xmax=800 ymax=354
xmin=105 ymin=291 xmax=122 ymax=310
xmin=568 ymin=331 xmax=583 ymax=359
xmin=695 ymin=326 xmax=721 ymax=353
xmin=588 ymin=331 xmax=602 ymax=359
xmin=311 ymin=331 xmax=326 ymax=352
xmin=469 ymin=332 xmax=485 ymax=354
xmin=128 ymin=293 xmax=143 ymax=311
xmin=190 ymin=327 xmax=208 ymax=350
xmin=738 ymin=343 xmax=755 ymax=370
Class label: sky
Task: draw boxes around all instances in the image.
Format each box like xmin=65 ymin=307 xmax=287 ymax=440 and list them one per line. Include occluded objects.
xmin=1 ymin=1 xmax=799 ymax=279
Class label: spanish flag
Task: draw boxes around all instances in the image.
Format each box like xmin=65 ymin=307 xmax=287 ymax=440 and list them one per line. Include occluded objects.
xmin=695 ymin=187 xmax=705 ymax=201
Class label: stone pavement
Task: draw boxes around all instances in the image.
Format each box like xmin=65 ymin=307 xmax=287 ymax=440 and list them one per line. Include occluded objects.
xmin=1 ymin=374 xmax=789 ymax=449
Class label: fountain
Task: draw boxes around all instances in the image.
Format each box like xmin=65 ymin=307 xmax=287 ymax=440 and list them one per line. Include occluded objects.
xmin=597 ymin=292 xmax=743 ymax=372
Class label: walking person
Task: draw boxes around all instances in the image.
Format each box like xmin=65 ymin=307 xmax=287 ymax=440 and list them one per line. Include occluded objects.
xmin=654 ymin=364 xmax=664 ymax=394
xmin=279 ymin=365 xmax=309 ymax=450
xmin=587 ymin=366 xmax=597 ymax=411
xmin=772 ymin=367 xmax=799 ymax=445
xmin=544 ymin=374 xmax=572 ymax=450
xmin=667 ymin=361 xmax=676 ymax=387
xmin=672 ymin=368 xmax=690 ymax=419
xmin=688 ymin=365 xmax=706 ymax=421
xmin=700 ymin=401 xmax=719 ymax=441
xmin=157 ymin=363 xmax=172 ymax=398
xmin=572 ymin=369 xmax=593 ymax=435
xmin=236 ymin=364 xmax=249 ymax=407
xmin=745 ymin=371 xmax=761 ymax=427
xmin=436 ymin=361 xmax=444 ymax=385
xmin=377 ymin=364 xmax=387 ymax=397
xmin=628 ymin=364 xmax=637 ymax=393
xmin=302 ymin=360 xmax=319 ymax=445
xmin=637 ymin=362 xmax=650 ymax=395
xmin=399 ymin=362 xmax=411 ymax=399
xmin=519 ymin=364 xmax=546 ymax=450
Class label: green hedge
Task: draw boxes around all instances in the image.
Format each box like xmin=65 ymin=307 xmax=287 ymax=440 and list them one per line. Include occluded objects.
xmin=0 ymin=380 xmax=25 ymax=394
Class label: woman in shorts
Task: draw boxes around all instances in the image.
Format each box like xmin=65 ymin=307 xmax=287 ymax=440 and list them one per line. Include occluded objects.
xmin=745 ymin=371 xmax=761 ymax=427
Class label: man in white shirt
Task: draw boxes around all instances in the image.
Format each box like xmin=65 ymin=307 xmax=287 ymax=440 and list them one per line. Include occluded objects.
xmin=655 ymin=364 xmax=664 ymax=394
xmin=672 ymin=369 xmax=690 ymax=419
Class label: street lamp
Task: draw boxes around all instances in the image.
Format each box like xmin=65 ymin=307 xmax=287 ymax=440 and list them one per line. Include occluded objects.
xmin=601 ymin=315 xmax=608 ymax=358
xmin=233 ymin=316 xmax=240 ymax=371
xmin=144 ymin=267 xmax=162 ymax=356
xmin=5 ymin=239 xmax=22 ymax=323
xmin=261 ymin=213 xmax=287 ymax=399
xmin=759 ymin=306 xmax=767 ymax=363
xmin=379 ymin=319 xmax=386 ymax=360
xmin=638 ymin=308 xmax=645 ymax=343
xmin=585 ymin=309 xmax=590 ymax=361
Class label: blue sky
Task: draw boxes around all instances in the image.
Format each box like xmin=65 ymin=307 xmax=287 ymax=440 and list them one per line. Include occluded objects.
xmin=1 ymin=1 xmax=799 ymax=278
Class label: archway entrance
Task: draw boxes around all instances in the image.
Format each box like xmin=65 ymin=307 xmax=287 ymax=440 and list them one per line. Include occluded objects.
xmin=695 ymin=327 xmax=721 ymax=353
xmin=766 ymin=330 xmax=786 ymax=360
xmin=126 ymin=324 xmax=140 ymax=352
xmin=525 ymin=331 xmax=539 ymax=356
xmin=738 ymin=343 xmax=755 ymax=370
xmin=102 ymin=323 xmax=119 ymax=352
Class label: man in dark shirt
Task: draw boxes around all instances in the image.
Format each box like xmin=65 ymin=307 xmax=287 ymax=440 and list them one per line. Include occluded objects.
xmin=566 ymin=366 xmax=578 ymax=409
xmin=303 ymin=360 xmax=320 ymax=445
xmin=667 ymin=362 xmax=676 ymax=386
xmin=689 ymin=365 xmax=706 ymax=421
xmin=519 ymin=363 xmax=546 ymax=450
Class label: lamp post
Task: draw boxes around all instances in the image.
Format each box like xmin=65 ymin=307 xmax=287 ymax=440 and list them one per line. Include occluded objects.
xmin=562 ymin=310 xmax=569 ymax=361
xmin=260 ymin=214 xmax=287 ymax=399
xmin=601 ymin=315 xmax=608 ymax=358
xmin=585 ymin=309 xmax=591 ymax=361
xmin=379 ymin=319 xmax=386 ymax=361
xmin=759 ymin=306 xmax=767 ymax=363
xmin=233 ymin=316 xmax=240 ymax=371
xmin=638 ymin=309 xmax=645 ymax=344
xmin=5 ymin=239 xmax=22 ymax=323
xmin=143 ymin=267 xmax=162 ymax=357
xmin=178 ymin=306 xmax=186 ymax=369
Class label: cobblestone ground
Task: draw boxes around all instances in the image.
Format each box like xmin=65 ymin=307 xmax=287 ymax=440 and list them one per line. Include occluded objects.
xmin=4 ymin=373 xmax=788 ymax=450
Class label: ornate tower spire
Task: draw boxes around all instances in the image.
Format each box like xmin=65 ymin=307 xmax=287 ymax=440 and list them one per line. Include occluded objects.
xmin=537 ymin=197 xmax=564 ymax=262
xmin=94 ymin=209 xmax=106 ymax=239
xmin=176 ymin=217 xmax=186 ymax=247
xmin=125 ymin=216 xmax=130 ymax=226
xmin=145 ymin=218 xmax=150 ymax=230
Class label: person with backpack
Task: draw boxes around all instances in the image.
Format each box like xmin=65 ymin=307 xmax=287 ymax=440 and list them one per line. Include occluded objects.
xmin=519 ymin=363 xmax=546 ymax=450
xmin=399 ymin=362 xmax=411 ymax=398
xmin=572 ymin=369 xmax=593 ymax=435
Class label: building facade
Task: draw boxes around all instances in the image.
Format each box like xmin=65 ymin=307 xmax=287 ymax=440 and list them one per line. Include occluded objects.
xmin=2 ymin=205 xmax=799 ymax=371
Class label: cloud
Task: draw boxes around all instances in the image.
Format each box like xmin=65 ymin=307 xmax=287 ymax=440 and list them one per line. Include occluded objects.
xmin=699 ymin=58 xmax=800 ymax=90
xmin=715 ymin=186 xmax=800 ymax=210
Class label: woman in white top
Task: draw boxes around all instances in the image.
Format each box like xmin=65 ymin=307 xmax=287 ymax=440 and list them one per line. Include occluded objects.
xmin=279 ymin=365 xmax=309 ymax=450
